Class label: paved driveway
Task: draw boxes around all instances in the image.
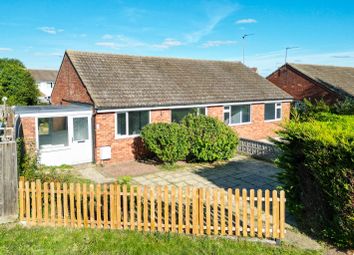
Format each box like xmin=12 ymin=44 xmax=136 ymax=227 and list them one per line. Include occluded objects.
xmin=132 ymin=155 xmax=281 ymax=190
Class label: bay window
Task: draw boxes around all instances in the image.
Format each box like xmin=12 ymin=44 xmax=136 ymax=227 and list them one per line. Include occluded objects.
xmin=224 ymin=105 xmax=251 ymax=125
xmin=116 ymin=111 xmax=150 ymax=137
xmin=264 ymin=103 xmax=282 ymax=120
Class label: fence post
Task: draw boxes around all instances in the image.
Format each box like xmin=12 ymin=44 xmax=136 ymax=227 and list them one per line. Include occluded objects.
xmin=279 ymin=191 xmax=285 ymax=239
xmin=198 ymin=188 xmax=204 ymax=235
xmin=18 ymin=180 xmax=24 ymax=221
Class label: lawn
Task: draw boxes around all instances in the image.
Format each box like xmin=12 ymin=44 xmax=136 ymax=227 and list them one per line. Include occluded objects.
xmin=0 ymin=225 xmax=319 ymax=255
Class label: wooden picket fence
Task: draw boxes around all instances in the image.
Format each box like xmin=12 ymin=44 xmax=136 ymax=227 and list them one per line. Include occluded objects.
xmin=18 ymin=180 xmax=286 ymax=239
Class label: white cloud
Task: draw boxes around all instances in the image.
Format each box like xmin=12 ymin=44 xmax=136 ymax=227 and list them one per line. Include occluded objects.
xmin=95 ymin=42 xmax=119 ymax=49
xmin=38 ymin=26 xmax=64 ymax=34
xmin=236 ymin=18 xmax=257 ymax=24
xmin=96 ymin=34 xmax=146 ymax=49
xmin=102 ymin=34 xmax=113 ymax=40
xmin=201 ymin=40 xmax=237 ymax=48
xmin=0 ymin=47 xmax=12 ymax=52
xmin=153 ymin=38 xmax=183 ymax=49
xmin=185 ymin=4 xmax=237 ymax=43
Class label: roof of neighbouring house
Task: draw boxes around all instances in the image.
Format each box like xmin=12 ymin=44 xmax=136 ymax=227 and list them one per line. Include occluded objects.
xmin=65 ymin=50 xmax=292 ymax=109
xmin=287 ymin=63 xmax=354 ymax=98
xmin=28 ymin=69 xmax=58 ymax=82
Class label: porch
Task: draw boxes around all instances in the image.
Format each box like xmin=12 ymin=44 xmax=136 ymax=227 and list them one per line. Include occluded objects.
xmin=14 ymin=104 xmax=94 ymax=166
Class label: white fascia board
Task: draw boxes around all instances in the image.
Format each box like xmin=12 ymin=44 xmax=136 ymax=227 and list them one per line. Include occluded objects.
xmin=16 ymin=110 xmax=93 ymax=118
xmin=96 ymin=99 xmax=293 ymax=113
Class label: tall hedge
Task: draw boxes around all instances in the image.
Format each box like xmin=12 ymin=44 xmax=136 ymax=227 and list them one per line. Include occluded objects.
xmin=182 ymin=114 xmax=238 ymax=162
xmin=275 ymin=113 xmax=354 ymax=248
xmin=141 ymin=123 xmax=190 ymax=164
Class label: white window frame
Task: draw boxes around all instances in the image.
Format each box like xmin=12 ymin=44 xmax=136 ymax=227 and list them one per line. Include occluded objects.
xmin=115 ymin=110 xmax=151 ymax=139
xmin=264 ymin=102 xmax=282 ymax=122
xmin=224 ymin=104 xmax=252 ymax=126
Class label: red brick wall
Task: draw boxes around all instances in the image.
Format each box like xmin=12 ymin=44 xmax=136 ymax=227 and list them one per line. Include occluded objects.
xmin=207 ymin=106 xmax=224 ymax=121
xmin=151 ymin=109 xmax=171 ymax=123
xmin=51 ymin=54 xmax=93 ymax=105
xmin=95 ymin=104 xmax=290 ymax=163
xmin=20 ymin=117 xmax=36 ymax=152
xmin=267 ymin=65 xmax=340 ymax=103
xmin=94 ymin=113 xmax=146 ymax=164
xmin=229 ymin=103 xmax=290 ymax=140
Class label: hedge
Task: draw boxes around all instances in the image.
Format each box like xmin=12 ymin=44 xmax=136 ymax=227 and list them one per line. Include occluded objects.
xmin=182 ymin=114 xmax=239 ymax=162
xmin=274 ymin=113 xmax=354 ymax=248
xmin=141 ymin=123 xmax=190 ymax=164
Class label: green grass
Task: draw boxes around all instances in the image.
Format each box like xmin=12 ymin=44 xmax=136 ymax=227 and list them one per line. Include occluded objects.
xmin=0 ymin=225 xmax=319 ymax=255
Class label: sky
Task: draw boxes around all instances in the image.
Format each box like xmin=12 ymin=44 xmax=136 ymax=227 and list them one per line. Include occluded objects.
xmin=0 ymin=0 xmax=353 ymax=76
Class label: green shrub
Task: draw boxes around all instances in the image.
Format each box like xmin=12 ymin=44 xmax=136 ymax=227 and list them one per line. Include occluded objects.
xmin=332 ymin=98 xmax=354 ymax=115
xmin=181 ymin=114 xmax=238 ymax=162
xmin=141 ymin=123 xmax=190 ymax=164
xmin=274 ymin=114 xmax=354 ymax=248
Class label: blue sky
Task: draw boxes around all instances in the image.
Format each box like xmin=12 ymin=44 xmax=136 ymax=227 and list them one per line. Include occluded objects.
xmin=0 ymin=0 xmax=353 ymax=75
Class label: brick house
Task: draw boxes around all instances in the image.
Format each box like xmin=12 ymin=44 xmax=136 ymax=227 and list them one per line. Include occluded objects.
xmin=267 ymin=63 xmax=354 ymax=104
xmin=16 ymin=50 xmax=292 ymax=166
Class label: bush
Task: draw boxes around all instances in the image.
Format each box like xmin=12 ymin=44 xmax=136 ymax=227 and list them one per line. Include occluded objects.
xmin=141 ymin=123 xmax=190 ymax=164
xmin=181 ymin=114 xmax=238 ymax=162
xmin=274 ymin=114 xmax=354 ymax=248
xmin=293 ymin=98 xmax=354 ymax=122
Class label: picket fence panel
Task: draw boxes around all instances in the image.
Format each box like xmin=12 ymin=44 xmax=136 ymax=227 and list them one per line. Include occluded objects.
xmin=18 ymin=180 xmax=286 ymax=239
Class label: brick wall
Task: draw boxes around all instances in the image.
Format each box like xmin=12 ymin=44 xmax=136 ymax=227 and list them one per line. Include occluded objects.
xmin=95 ymin=112 xmax=153 ymax=164
xmin=229 ymin=103 xmax=290 ymax=140
xmin=20 ymin=117 xmax=36 ymax=152
xmin=95 ymin=104 xmax=290 ymax=163
xmin=267 ymin=65 xmax=340 ymax=103
xmin=207 ymin=106 xmax=224 ymax=121
xmin=51 ymin=54 xmax=93 ymax=105
xmin=151 ymin=109 xmax=171 ymax=123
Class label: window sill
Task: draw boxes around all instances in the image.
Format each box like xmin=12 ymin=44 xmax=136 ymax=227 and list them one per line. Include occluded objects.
xmin=264 ymin=118 xmax=282 ymax=123
xmin=115 ymin=134 xmax=140 ymax=140
xmin=228 ymin=122 xmax=252 ymax=126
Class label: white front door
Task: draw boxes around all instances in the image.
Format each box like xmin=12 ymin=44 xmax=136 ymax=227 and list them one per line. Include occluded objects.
xmin=69 ymin=116 xmax=93 ymax=164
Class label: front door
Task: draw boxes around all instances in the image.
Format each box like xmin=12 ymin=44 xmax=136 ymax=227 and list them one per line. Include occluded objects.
xmin=70 ymin=116 xmax=92 ymax=164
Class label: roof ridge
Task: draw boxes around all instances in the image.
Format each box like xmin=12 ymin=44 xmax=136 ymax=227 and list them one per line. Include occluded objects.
xmin=288 ymin=62 xmax=354 ymax=69
xmin=66 ymin=49 xmax=242 ymax=64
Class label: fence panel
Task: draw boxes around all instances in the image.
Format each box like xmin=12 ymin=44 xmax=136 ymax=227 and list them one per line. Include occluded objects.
xmin=0 ymin=142 xmax=17 ymax=223
xmin=237 ymin=138 xmax=279 ymax=161
xmin=18 ymin=180 xmax=286 ymax=240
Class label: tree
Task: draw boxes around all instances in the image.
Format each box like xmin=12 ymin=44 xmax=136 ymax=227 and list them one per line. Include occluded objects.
xmin=0 ymin=58 xmax=39 ymax=105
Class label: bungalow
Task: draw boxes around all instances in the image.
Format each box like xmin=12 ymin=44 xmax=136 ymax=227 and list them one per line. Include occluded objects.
xmin=16 ymin=50 xmax=292 ymax=166
xmin=267 ymin=63 xmax=354 ymax=104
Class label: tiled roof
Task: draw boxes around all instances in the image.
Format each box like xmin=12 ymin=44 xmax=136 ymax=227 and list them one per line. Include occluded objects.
xmin=289 ymin=63 xmax=354 ymax=98
xmin=66 ymin=50 xmax=292 ymax=109
xmin=28 ymin=69 xmax=58 ymax=82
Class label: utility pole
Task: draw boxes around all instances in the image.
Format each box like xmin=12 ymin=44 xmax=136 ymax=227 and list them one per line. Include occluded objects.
xmin=241 ymin=33 xmax=254 ymax=64
xmin=285 ymin=46 xmax=299 ymax=63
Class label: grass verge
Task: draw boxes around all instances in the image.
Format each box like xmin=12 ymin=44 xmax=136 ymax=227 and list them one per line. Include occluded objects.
xmin=0 ymin=224 xmax=319 ymax=255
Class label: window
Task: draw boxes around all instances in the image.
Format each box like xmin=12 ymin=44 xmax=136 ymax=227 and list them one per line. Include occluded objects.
xmin=224 ymin=105 xmax=251 ymax=125
xmin=264 ymin=103 xmax=282 ymax=120
xmin=73 ymin=117 xmax=89 ymax=141
xmin=116 ymin=111 xmax=149 ymax=137
xmin=171 ymin=107 xmax=206 ymax=123
xmin=38 ymin=117 xmax=68 ymax=148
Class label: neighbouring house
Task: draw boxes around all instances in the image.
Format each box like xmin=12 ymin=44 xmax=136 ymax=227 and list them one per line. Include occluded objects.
xmin=267 ymin=63 xmax=354 ymax=104
xmin=28 ymin=69 xmax=58 ymax=103
xmin=16 ymin=50 xmax=292 ymax=166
